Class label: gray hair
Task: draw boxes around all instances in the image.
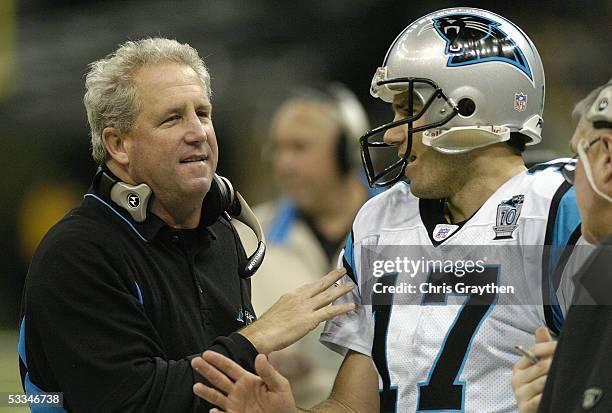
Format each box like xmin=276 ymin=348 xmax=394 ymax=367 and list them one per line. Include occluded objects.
xmin=84 ymin=38 xmax=211 ymax=164
xmin=572 ymin=77 xmax=612 ymax=122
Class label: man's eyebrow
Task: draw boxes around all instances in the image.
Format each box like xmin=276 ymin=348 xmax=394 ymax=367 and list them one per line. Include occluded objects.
xmin=162 ymin=106 xmax=183 ymax=115
xmin=160 ymin=101 xmax=211 ymax=115
xmin=159 ymin=102 xmax=187 ymax=116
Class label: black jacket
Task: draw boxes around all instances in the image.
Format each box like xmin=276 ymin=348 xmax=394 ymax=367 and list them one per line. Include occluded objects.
xmin=538 ymin=236 xmax=612 ymax=413
xmin=19 ymin=189 xmax=258 ymax=412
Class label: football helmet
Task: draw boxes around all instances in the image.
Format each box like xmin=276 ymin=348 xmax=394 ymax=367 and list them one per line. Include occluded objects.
xmin=361 ymin=7 xmax=545 ymax=187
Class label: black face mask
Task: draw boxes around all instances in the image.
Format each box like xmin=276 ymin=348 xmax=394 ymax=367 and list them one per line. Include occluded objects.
xmin=359 ymin=78 xmax=458 ymax=188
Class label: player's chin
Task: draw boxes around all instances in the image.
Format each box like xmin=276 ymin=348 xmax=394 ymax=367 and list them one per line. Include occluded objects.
xmin=408 ymin=180 xmax=425 ymax=197
xmin=408 ymin=178 xmax=440 ymax=199
xmin=405 ymin=162 xmax=438 ymax=196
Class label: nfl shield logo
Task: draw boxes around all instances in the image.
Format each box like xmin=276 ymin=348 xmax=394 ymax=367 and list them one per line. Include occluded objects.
xmin=433 ymin=223 xmax=459 ymax=242
xmin=514 ymin=93 xmax=527 ymax=112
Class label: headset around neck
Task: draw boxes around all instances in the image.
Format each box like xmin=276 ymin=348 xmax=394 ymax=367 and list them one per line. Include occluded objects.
xmin=92 ymin=166 xmax=266 ymax=278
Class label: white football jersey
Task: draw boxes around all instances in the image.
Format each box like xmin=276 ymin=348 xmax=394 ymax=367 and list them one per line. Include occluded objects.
xmin=321 ymin=161 xmax=584 ymax=413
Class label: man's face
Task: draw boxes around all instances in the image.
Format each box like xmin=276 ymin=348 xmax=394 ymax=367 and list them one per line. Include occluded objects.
xmin=271 ymin=100 xmax=341 ymax=212
xmin=383 ymin=92 xmax=474 ymax=199
xmin=123 ymin=63 xmax=218 ymax=203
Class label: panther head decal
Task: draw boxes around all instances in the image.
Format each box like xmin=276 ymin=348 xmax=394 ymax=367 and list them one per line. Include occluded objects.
xmin=432 ymin=14 xmax=532 ymax=80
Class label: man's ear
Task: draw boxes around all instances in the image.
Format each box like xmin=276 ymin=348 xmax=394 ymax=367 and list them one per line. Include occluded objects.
xmin=599 ymin=133 xmax=612 ymax=185
xmin=102 ymin=127 xmax=130 ymax=166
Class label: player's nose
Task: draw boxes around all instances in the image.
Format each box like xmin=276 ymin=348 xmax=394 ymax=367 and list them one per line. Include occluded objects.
xmin=383 ymin=122 xmax=406 ymax=147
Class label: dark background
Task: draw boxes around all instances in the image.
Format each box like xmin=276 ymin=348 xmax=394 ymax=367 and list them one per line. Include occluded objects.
xmin=0 ymin=0 xmax=610 ymax=328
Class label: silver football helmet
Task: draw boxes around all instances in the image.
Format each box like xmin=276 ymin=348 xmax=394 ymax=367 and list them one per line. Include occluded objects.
xmin=361 ymin=7 xmax=545 ymax=187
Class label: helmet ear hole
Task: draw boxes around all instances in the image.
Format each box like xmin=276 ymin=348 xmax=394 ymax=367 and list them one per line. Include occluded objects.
xmin=458 ymin=98 xmax=476 ymax=117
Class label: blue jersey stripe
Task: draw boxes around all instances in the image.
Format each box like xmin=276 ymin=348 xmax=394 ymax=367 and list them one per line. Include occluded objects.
xmin=343 ymin=231 xmax=355 ymax=275
xmin=542 ymin=182 xmax=581 ymax=333
xmin=19 ymin=317 xmax=68 ymax=411
xmin=24 ymin=374 xmax=68 ymax=412
xmin=342 ymin=230 xmax=359 ymax=293
xmin=551 ymin=186 xmax=580 ymax=248
xmin=84 ymin=194 xmax=149 ymax=243
xmin=18 ymin=316 xmax=27 ymax=368
xmin=134 ymin=281 xmax=144 ymax=305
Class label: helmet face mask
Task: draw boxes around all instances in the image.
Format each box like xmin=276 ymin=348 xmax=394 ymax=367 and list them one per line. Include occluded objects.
xmin=360 ymin=77 xmax=459 ymax=187
xmin=361 ymin=7 xmax=545 ymax=188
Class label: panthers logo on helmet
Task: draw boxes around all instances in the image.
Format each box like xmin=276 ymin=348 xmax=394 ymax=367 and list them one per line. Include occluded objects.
xmin=431 ymin=14 xmax=532 ymax=81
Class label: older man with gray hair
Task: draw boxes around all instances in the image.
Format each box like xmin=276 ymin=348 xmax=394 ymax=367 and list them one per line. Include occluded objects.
xmin=18 ymin=38 xmax=354 ymax=413
xmin=512 ymin=78 xmax=612 ymax=413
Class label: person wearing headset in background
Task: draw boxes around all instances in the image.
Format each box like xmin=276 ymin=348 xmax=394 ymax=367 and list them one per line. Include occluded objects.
xmin=18 ymin=38 xmax=355 ymax=413
xmin=238 ymin=85 xmax=380 ymax=406
xmin=512 ymin=79 xmax=612 ymax=413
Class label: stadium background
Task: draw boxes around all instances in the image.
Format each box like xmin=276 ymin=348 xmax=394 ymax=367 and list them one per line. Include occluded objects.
xmin=0 ymin=1 xmax=609 ymax=410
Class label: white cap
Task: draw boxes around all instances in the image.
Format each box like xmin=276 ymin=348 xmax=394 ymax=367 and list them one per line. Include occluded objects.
xmin=587 ymin=84 xmax=612 ymax=129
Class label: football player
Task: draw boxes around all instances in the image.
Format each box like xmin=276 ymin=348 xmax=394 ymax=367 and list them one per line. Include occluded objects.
xmin=191 ymin=8 xmax=583 ymax=413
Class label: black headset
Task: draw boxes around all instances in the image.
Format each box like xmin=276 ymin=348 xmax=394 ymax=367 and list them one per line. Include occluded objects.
xmin=325 ymin=83 xmax=371 ymax=176
xmin=92 ymin=166 xmax=265 ymax=278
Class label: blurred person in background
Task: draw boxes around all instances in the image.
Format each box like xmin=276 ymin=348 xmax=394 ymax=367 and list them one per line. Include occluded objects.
xmin=240 ymin=84 xmax=378 ymax=405
xmin=512 ymin=79 xmax=612 ymax=413
xmin=18 ymin=37 xmax=354 ymax=413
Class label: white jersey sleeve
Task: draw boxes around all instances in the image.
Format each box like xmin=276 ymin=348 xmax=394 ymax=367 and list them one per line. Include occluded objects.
xmin=320 ymin=230 xmax=374 ymax=357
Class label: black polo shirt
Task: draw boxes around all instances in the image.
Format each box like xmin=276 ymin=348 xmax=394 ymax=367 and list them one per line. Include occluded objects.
xmin=19 ymin=188 xmax=258 ymax=412
xmin=538 ymin=236 xmax=612 ymax=413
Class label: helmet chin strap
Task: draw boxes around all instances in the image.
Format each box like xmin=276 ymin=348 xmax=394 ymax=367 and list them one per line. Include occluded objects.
xmin=423 ymin=125 xmax=510 ymax=154
xmin=578 ymin=138 xmax=612 ymax=203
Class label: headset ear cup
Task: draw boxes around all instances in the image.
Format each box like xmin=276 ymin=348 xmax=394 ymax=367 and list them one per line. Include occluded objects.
xmin=202 ymin=175 xmax=236 ymax=226
xmin=326 ymin=83 xmax=370 ymax=176
xmin=200 ymin=175 xmax=266 ymax=277
xmin=336 ymin=132 xmax=351 ymax=176
xmin=201 ymin=175 xmax=223 ymax=226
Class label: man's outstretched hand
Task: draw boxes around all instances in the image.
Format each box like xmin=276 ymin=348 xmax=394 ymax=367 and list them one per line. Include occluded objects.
xmin=239 ymin=267 xmax=355 ymax=354
xmin=192 ymin=351 xmax=298 ymax=413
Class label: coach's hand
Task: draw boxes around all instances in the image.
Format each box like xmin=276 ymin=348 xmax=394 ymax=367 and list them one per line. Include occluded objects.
xmin=192 ymin=351 xmax=297 ymax=413
xmin=511 ymin=327 xmax=557 ymax=413
xmin=239 ymin=267 xmax=355 ymax=355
